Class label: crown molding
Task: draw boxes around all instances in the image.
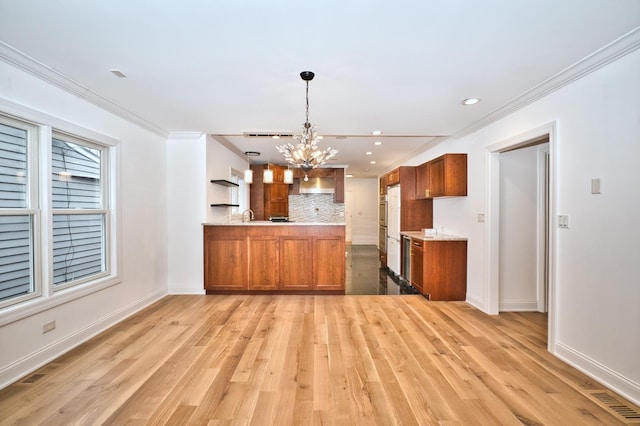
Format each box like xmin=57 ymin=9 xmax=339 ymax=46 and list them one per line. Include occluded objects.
xmin=0 ymin=41 xmax=168 ymax=138
xmin=453 ymin=26 xmax=640 ymax=139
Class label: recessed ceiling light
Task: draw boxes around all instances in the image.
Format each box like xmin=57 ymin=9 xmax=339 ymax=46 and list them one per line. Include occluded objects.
xmin=371 ymin=130 xmax=382 ymax=136
xmin=272 ymin=135 xmax=280 ymax=139
xmin=109 ymin=69 xmax=127 ymax=78
xmin=462 ymin=98 xmax=480 ymax=105
xmin=317 ymin=135 xmax=324 ymax=140
xmin=374 ymin=141 xmax=383 ymax=146
xmin=366 ymin=151 xmax=373 ymax=155
xmin=346 ymin=174 xmax=353 ymax=178
xmin=370 ymin=160 xmax=376 ymax=164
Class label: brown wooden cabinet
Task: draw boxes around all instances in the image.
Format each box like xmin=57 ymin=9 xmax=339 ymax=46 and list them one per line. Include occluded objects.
xmin=204 ymin=225 xmax=345 ymax=294
xmin=314 ymin=236 xmax=346 ymax=291
xmin=409 ymin=238 xmax=467 ymax=301
xmin=409 ymin=239 xmax=424 ymax=293
xmin=386 ymin=168 xmax=400 ymax=186
xmin=248 ymin=236 xmax=279 ymax=290
xmin=250 ymin=164 xmax=289 ymax=220
xmin=203 ymin=234 xmax=247 ymax=291
xmin=415 ymin=154 xmax=467 ymax=199
xmin=280 ymin=236 xmax=313 ymax=290
xmin=379 ymin=174 xmax=388 ymax=195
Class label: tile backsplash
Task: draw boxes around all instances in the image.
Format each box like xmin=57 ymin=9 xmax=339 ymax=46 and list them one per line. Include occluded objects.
xmin=289 ymin=194 xmax=345 ymax=223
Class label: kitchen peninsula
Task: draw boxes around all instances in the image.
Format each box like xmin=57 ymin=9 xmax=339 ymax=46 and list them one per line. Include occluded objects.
xmin=203 ymin=222 xmax=345 ymax=294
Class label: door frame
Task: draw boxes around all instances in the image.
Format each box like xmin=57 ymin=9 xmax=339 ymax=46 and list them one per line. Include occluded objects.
xmin=485 ymin=121 xmax=557 ymax=352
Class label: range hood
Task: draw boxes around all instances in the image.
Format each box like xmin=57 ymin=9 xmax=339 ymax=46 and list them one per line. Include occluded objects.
xmin=299 ymin=177 xmax=334 ymax=194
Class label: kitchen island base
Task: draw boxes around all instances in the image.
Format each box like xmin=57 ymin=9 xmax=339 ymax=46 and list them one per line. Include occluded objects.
xmin=204 ymin=224 xmax=346 ymax=294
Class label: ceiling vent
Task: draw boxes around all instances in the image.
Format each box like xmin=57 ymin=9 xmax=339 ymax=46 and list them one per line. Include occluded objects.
xmin=243 ymin=132 xmax=294 ymax=138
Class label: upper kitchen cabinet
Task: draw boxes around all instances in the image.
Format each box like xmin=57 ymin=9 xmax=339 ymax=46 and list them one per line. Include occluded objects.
xmin=386 ymin=168 xmax=400 ymax=186
xmin=379 ymin=174 xmax=387 ymax=195
xmin=250 ymin=164 xmax=289 ymax=220
xmin=415 ymin=154 xmax=467 ymax=199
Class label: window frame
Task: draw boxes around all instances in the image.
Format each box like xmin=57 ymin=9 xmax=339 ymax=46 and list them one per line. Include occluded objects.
xmin=0 ymin=99 xmax=121 ymax=324
xmin=229 ymin=167 xmax=248 ymax=220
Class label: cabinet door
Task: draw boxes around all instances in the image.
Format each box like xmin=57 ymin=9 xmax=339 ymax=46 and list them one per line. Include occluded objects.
xmin=204 ymin=236 xmax=247 ymax=290
xmin=248 ymin=236 xmax=279 ymax=290
xmin=379 ymin=175 xmax=387 ymax=195
xmin=314 ymin=236 xmax=345 ymax=291
xmin=415 ymin=162 xmax=430 ymax=199
xmin=387 ymin=168 xmax=400 ymax=186
xmin=428 ymin=157 xmax=445 ymax=197
xmin=280 ymin=237 xmax=313 ymax=290
xmin=423 ymin=241 xmax=467 ymax=301
xmin=410 ymin=239 xmax=424 ymax=294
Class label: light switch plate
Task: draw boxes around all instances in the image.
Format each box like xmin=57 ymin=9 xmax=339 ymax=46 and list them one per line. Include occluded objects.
xmin=591 ymin=178 xmax=601 ymax=194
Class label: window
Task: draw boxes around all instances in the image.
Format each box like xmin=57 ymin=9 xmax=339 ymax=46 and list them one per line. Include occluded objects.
xmin=0 ymin=118 xmax=39 ymax=307
xmin=230 ymin=168 xmax=247 ymax=218
xmin=0 ymin=108 xmax=118 ymax=311
xmin=51 ymin=134 xmax=107 ymax=288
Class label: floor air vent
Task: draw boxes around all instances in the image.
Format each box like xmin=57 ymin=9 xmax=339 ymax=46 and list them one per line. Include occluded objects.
xmin=588 ymin=391 xmax=640 ymax=423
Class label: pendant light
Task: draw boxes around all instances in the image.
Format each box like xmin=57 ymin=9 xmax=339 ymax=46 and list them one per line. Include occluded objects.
xmin=243 ymin=151 xmax=260 ymax=184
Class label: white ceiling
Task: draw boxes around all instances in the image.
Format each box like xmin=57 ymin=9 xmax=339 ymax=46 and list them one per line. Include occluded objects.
xmin=1 ymin=1 xmax=639 ymax=177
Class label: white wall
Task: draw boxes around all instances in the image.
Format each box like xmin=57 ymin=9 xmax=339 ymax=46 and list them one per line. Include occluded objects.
xmin=345 ymin=178 xmax=378 ymax=245
xmin=0 ymin=61 xmax=168 ymax=388
xmin=166 ymin=133 xmax=207 ymax=294
xmin=499 ymin=144 xmax=539 ymax=311
xmin=404 ymin=49 xmax=640 ymax=404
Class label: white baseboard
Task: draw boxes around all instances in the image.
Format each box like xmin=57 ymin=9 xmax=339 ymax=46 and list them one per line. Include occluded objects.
xmin=499 ymin=299 xmax=539 ymax=311
xmin=465 ymin=295 xmax=486 ymax=313
xmin=555 ymin=341 xmax=640 ymax=406
xmin=168 ymin=288 xmax=206 ymax=295
xmin=0 ymin=289 xmax=167 ymax=390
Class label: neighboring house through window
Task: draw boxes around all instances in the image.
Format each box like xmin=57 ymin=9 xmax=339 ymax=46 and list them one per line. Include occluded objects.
xmin=0 ymin=109 xmax=119 ymax=312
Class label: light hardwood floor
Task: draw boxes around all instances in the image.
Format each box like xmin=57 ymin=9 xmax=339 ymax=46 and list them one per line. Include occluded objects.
xmin=0 ymin=295 xmax=637 ymax=425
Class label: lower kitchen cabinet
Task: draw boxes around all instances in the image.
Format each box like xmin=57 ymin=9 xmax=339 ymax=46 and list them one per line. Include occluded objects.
xmin=204 ymin=224 xmax=345 ymax=293
xmin=280 ymin=236 xmax=313 ymax=290
xmin=248 ymin=236 xmax=279 ymax=290
xmin=203 ymin=235 xmax=248 ymax=291
xmin=410 ymin=237 xmax=467 ymax=301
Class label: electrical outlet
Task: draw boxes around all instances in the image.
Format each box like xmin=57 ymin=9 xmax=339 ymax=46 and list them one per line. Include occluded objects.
xmin=42 ymin=320 xmax=56 ymax=334
xmin=558 ymin=215 xmax=569 ymax=229
xmin=477 ymin=213 xmax=485 ymax=223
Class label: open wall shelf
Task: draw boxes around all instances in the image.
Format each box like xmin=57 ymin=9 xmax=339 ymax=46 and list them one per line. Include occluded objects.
xmin=211 ymin=179 xmax=239 ymax=187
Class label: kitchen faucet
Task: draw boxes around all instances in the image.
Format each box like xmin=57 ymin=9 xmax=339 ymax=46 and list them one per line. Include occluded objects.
xmin=242 ymin=209 xmax=255 ymax=222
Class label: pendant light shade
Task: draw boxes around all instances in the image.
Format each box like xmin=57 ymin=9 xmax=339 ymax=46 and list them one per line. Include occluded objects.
xmin=263 ymin=168 xmax=273 ymax=184
xmin=283 ymin=168 xmax=294 ymax=184
xmin=244 ymin=168 xmax=253 ymax=184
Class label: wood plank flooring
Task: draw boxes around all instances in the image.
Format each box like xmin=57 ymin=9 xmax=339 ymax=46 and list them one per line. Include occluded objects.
xmin=0 ymin=295 xmax=637 ymax=425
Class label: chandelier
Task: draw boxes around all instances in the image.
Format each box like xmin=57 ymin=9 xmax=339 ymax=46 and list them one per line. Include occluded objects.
xmin=276 ymin=71 xmax=338 ymax=181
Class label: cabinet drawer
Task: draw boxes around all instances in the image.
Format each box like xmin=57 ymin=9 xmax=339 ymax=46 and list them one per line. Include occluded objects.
xmin=410 ymin=238 xmax=423 ymax=248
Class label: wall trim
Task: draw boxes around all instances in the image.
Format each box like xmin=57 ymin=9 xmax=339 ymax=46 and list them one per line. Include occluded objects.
xmin=499 ymin=300 xmax=539 ymax=312
xmin=0 ymin=289 xmax=167 ymax=390
xmin=555 ymin=341 xmax=640 ymax=406
xmin=168 ymin=288 xmax=206 ymax=295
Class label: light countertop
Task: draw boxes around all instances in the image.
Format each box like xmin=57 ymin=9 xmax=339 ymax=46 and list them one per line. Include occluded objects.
xmin=400 ymin=231 xmax=467 ymax=241
xmin=203 ymin=221 xmax=346 ymax=226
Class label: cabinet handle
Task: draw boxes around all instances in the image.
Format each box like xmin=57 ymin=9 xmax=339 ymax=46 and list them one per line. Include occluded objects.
xmin=413 ymin=241 xmax=421 ymax=246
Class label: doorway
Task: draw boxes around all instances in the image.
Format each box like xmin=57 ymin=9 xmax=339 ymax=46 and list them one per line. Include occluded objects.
xmin=486 ymin=122 xmax=556 ymax=351
xmin=498 ymin=142 xmax=549 ymax=312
